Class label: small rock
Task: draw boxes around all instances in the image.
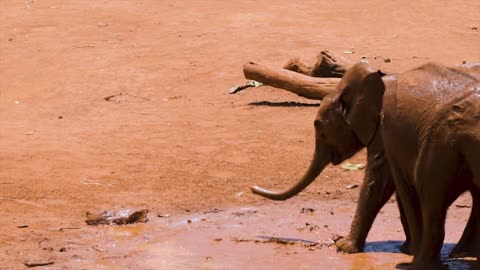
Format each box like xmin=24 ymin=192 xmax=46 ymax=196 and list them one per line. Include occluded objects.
xmin=234 ymin=191 xmax=244 ymax=197
xmin=300 ymin=207 xmax=315 ymax=214
xmin=384 ymin=58 xmax=391 ymax=63
xmin=112 ymin=209 xmax=149 ymax=225
xmin=213 ymin=238 xmax=222 ymax=241
xmin=16 ymin=224 xmax=29 ymax=228
xmin=97 ymin=22 xmax=109 ymax=27
xmin=346 ymin=184 xmax=359 ymax=189
xmin=157 ymin=213 xmax=170 ymax=218
xmin=86 ymin=209 xmax=149 ymax=225
xmin=85 ymin=211 xmax=111 ymax=225
xmin=471 ymin=26 xmax=478 ymax=30
xmin=59 ymin=247 xmax=67 ymax=252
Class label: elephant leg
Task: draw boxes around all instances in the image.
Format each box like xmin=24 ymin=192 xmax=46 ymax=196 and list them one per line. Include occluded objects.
xmin=414 ymin=200 xmax=448 ymax=269
xmin=396 ymin=193 xmax=413 ymax=255
xmin=452 ymin=136 xmax=480 ymax=258
xmin=335 ymin=162 xmax=396 ymax=253
xmin=450 ymin=188 xmax=480 ymax=258
xmin=413 ymin=143 xmax=462 ymax=269
xmin=388 ymin=163 xmax=422 ymax=256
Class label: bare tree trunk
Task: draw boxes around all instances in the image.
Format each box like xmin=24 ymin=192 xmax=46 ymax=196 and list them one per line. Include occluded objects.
xmin=283 ymin=50 xmax=352 ymax=78
xmin=233 ymin=50 xmax=351 ymax=100
xmin=243 ymin=62 xmax=341 ymax=100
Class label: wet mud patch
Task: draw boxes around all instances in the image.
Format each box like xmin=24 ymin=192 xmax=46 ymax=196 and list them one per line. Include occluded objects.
xmin=90 ymin=197 xmax=476 ymax=269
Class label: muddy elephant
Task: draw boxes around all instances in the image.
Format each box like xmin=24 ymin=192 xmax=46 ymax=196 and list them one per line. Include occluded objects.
xmin=250 ymin=62 xmax=480 ymax=268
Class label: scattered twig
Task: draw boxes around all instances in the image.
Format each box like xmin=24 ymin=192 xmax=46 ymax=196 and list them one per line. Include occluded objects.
xmin=231 ymin=236 xmax=332 ymax=248
xmin=58 ymin=227 xmax=81 ymax=231
xmin=80 ymin=179 xmax=114 ymax=187
xmin=104 ymin=93 xmax=150 ymax=103
xmin=24 ymin=261 xmax=54 ymax=268
xmin=228 ymin=80 xmax=263 ymax=94
xmin=232 ymin=210 xmax=257 ymax=217
xmin=92 ymin=246 xmax=106 ymax=252
xmin=130 ymin=112 xmax=163 ymax=116
xmin=74 ymin=45 xmax=96 ymax=48
xmin=203 ymin=208 xmax=223 ymax=214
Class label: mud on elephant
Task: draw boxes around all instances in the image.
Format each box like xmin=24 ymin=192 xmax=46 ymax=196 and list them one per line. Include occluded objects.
xmin=250 ymin=62 xmax=480 ymax=268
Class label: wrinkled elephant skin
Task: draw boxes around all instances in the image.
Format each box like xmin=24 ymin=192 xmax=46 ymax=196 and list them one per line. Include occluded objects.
xmin=381 ymin=63 xmax=480 ymax=268
xmin=250 ymin=62 xmax=480 ymax=268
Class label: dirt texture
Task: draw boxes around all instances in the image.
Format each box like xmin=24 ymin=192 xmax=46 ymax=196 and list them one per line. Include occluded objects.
xmin=0 ymin=1 xmax=479 ymax=269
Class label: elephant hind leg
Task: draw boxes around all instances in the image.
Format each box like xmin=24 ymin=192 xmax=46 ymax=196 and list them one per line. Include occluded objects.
xmin=455 ymin=139 xmax=480 ymax=258
xmin=413 ymin=140 xmax=463 ymax=268
xmin=397 ymin=193 xmax=413 ymax=255
xmin=449 ymin=188 xmax=480 ymax=258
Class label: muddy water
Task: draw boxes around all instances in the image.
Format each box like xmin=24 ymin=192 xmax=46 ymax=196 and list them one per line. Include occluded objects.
xmin=89 ymin=195 xmax=476 ymax=270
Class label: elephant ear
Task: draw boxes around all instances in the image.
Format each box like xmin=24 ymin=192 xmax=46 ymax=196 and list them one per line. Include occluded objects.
xmin=341 ymin=70 xmax=386 ymax=146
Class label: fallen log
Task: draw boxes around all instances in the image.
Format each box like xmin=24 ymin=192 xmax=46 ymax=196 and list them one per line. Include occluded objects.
xmin=283 ymin=50 xmax=352 ymax=78
xmin=243 ymin=62 xmax=341 ymax=100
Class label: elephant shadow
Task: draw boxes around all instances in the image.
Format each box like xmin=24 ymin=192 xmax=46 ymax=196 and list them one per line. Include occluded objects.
xmin=364 ymin=241 xmax=477 ymax=269
xmin=248 ymin=100 xmax=320 ymax=107
xmin=395 ymin=260 xmax=477 ymax=270
xmin=365 ymin=240 xmax=459 ymax=255
xmin=363 ymin=240 xmax=407 ymax=254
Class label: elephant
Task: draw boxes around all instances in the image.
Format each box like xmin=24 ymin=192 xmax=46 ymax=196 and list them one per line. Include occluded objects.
xmin=250 ymin=62 xmax=480 ymax=268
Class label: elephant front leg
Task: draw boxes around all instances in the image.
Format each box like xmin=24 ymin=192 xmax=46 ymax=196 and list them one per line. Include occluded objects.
xmin=387 ymin=162 xmax=423 ymax=256
xmin=335 ymin=153 xmax=397 ymax=253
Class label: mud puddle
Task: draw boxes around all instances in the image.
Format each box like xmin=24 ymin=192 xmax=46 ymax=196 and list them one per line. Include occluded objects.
xmin=89 ymin=196 xmax=475 ymax=270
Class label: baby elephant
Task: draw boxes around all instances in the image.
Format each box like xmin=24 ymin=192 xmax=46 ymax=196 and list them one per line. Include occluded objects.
xmin=251 ymin=62 xmax=480 ymax=269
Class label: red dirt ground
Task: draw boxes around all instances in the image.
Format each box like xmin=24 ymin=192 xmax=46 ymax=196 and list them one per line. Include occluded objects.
xmin=0 ymin=1 xmax=479 ymax=269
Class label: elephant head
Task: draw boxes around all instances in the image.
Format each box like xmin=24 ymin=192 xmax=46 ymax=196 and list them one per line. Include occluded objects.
xmin=251 ymin=62 xmax=386 ymax=200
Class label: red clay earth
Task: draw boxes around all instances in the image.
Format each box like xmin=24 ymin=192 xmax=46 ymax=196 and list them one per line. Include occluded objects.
xmin=0 ymin=1 xmax=479 ymax=269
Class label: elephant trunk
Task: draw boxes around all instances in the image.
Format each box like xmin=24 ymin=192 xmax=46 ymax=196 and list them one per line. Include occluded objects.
xmin=250 ymin=143 xmax=331 ymax=201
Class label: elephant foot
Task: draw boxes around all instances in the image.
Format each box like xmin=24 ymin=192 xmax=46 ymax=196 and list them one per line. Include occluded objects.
xmin=399 ymin=241 xmax=413 ymax=255
xmin=333 ymin=236 xmax=364 ymax=253
xmin=449 ymin=243 xmax=478 ymax=258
